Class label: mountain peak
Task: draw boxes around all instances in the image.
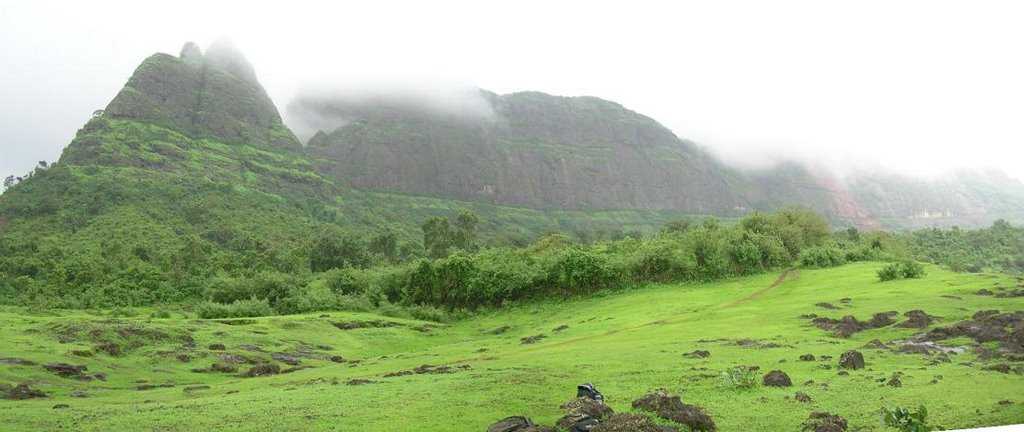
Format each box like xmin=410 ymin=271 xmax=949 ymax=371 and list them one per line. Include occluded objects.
xmin=101 ymin=40 xmax=298 ymax=149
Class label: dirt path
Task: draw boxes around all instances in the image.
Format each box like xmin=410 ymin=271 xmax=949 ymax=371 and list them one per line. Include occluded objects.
xmin=720 ymin=268 xmax=798 ymax=309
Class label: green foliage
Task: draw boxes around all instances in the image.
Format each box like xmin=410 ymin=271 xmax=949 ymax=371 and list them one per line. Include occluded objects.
xmin=904 ymin=220 xmax=1024 ymax=274
xmin=799 ymin=245 xmax=847 ymax=268
xmin=878 ymin=261 xmax=925 ymax=282
xmin=196 ymin=298 xmax=275 ymax=319
xmin=719 ymin=366 xmax=759 ymax=389
xmin=882 ymin=406 xmax=934 ymax=432
xmin=310 ymin=233 xmax=370 ymax=272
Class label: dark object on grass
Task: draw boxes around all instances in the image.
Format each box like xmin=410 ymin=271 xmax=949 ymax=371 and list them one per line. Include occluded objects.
xmin=838 ymin=350 xmax=865 ymax=370
xmin=684 ymin=350 xmax=711 ymax=358
xmin=632 ymin=389 xmax=716 ymax=432
xmin=242 ymin=363 xmax=280 ymax=377
xmin=520 ymin=334 xmax=547 ymax=345
xmin=3 ymin=383 xmax=47 ymax=400
xmin=487 ymin=416 xmax=553 ymax=432
xmin=763 ymin=370 xmax=792 ymax=387
xmin=799 ymin=354 xmax=816 ymax=361
xmin=801 ymin=411 xmax=848 ymax=432
xmin=795 ymin=391 xmax=812 ymax=403
xmin=577 ymin=383 xmax=604 ymax=402
xmin=208 ymin=343 xmax=226 ymax=350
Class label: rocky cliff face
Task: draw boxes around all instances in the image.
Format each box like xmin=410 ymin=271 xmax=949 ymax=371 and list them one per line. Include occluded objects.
xmin=304 ymin=91 xmax=755 ymax=215
xmin=297 ymin=89 xmax=1024 ymax=228
xmin=97 ymin=40 xmax=299 ymax=151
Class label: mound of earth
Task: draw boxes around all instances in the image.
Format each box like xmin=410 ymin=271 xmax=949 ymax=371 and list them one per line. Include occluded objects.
xmin=592 ymin=413 xmax=678 ymax=432
xmin=898 ymin=310 xmax=936 ymax=328
xmin=920 ymin=310 xmax=1024 ymax=353
xmin=631 ymin=389 xmax=716 ymax=431
xmin=487 ymin=416 xmax=553 ymax=432
xmin=802 ymin=412 xmax=847 ymax=432
xmin=810 ymin=312 xmax=898 ymax=338
xmin=763 ymin=370 xmax=792 ymax=387
xmin=242 ymin=363 xmax=280 ymax=377
xmin=2 ymin=383 xmax=47 ymax=400
xmin=838 ymin=351 xmax=865 ymax=370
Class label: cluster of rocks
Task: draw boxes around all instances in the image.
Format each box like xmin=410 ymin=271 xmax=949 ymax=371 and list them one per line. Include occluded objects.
xmin=919 ymin=310 xmax=1023 ymax=355
xmin=802 ymin=411 xmax=848 ymax=432
xmin=810 ymin=312 xmax=898 ymax=338
xmin=43 ymin=363 xmax=106 ymax=381
xmin=1 ymin=383 xmax=47 ymax=400
xmin=488 ymin=388 xmax=715 ymax=432
xmin=383 ymin=364 xmax=470 ymax=378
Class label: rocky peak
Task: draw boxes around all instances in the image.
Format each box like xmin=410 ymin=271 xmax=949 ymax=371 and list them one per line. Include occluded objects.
xmin=102 ymin=40 xmax=299 ymax=149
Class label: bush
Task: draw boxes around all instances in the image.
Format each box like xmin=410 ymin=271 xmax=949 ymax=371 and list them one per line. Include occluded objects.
xmin=878 ymin=261 xmax=925 ymax=282
xmin=799 ymin=246 xmax=847 ymax=268
xmin=196 ymin=298 xmax=275 ymax=319
xmin=882 ymin=405 xmax=935 ymax=432
xmin=719 ymin=366 xmax=759 ymax=389
xmin=546 ymin=248 xmax=619 ymax=296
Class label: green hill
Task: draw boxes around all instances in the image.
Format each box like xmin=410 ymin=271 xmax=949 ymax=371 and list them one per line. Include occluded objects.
xmin=1 ymin=263 xmax=1021 ymax=431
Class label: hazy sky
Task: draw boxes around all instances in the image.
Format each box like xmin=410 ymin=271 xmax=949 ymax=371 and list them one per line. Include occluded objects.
xmin=2 ymin=1 xmax=1023 ymax=181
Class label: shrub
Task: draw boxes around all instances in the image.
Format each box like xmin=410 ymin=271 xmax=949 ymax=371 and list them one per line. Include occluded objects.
xmin=322 ymin=267 xmax=369 ymax=295
xmin=882 ymin=405 xmax=934 ymax=432
xmin=719 ymin=366 xmax=759 ymax=389
xmin=878 ymin=261 xmax=925 ymax=282
xmin=799 ymin=246 xmax=847 ymax=268
xmin=196 ymin=298 xmax=274 ymax=319
xmin=546 ymin=247 xmax=619 ymax=296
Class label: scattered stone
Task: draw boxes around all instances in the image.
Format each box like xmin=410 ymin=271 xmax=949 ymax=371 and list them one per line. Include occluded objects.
xmin=631 ymin=389 xmax=716 ymax=431
xmin=802 ymin=412 xmax=848 ymax=432
xmin=592 ymin=413 xmax=679 ymax=432
xmin=0 ymin=357 xmax=36 ymax=366
xmin=487 ymin=416 xmax=552 ymax=432
xmin=208 ymin=343 xmax=226 ymax=350
xmin=886 ymin=373 xmax=902 ymax=387
xmin=271 ymin=353 xmax=301 ymax=366
xmin=561 ymin=397 xmax=614 ymax=419
xmin=237 ymin=344 xmax=264 ymax=352
xmin=242 ymin=363 xmax=280 ymax=377
xmin=684 ymin=350 xmax=711 ymax=359
xmin=487 ymin=325 xmax=512 ymax=335
xmin=898 ymin=310 xmax=935 ymax=328
xmin=553 ymin=325 xmax=569 ymax=332
xmin=977 ymin=289 xmax=994 ymax=296
xmin=520 ymin=334 xmax=546 ymax=345
xmin=799 ymin=354 xmax=816 ymax=361
xmin=735 ymin=339 xmax=784 ymax=349
xmin=920 ymin=310 xmax=1024 ymax=353
xmin=43 ymin=363 xmax=88 ymax=379
xmin=863 ymin=339 xmax=888 ymax=350
xmin=52 ymin=404 xmax=69 ymax=409
xmin=996 ymin=289 xmax=1024 ymax=298
xmin=332 ymin=320 xmax=400 ymax=330
xmin=763 ymin=370 xmax=793 ymax=387
xmin=816 ymin=303 xmax=839 ymax=310
xmin=136 ymin=383 xmax=174 ymax=390
xmin=838 ymin=351 xmax=865 ymax=370
xmin=94 ymin=342 xmax=122 ymax=357
xmin=839 ymin=298 xmax=852 ymax=304
xmin=3 ymin=383 xmax=47 ymax=400
xmin=70 ymin=390 xmax=88 ymax=398
xmin=345 ymin=379 xmax=375 ymax=386
xmin=867 ymin=312 xmax=898 ymax=328
xmin=794 ymin=391 xmax=812 ymax=403
xmin=329 ymin=355 xmax=346 ymax=363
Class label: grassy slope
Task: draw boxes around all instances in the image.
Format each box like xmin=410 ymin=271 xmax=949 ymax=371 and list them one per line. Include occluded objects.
xmin=1 ymin=262 xmax=1022 ymax=431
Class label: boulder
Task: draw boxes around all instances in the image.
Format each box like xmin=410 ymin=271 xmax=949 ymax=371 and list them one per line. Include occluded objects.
xmin=802 ymin=412 xmax=847 ymax=432
xmin=632 ymin=389 xmax=716 ymax=431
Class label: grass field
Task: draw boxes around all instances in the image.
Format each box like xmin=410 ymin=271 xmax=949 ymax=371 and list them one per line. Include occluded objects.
xmin=1 ymin=262 xmax=1022 ymax=431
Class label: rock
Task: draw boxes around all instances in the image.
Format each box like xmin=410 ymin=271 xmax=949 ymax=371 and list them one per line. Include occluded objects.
xmin=977 ymin=289 xmax=994 ymax=296
xmin=794 ymin=391 xmax=812 ymax=403
xmin=631 ymin=389 xmax=716 ymax=431
xmin=802 ymin=412 xmax=848 ymax=432
xmin=799 ymin=354 xmax=816 ymax=361
xmin=763 ymin=370 xmax=793 ymax=387
xmin=560 ymin=397 xmax=614 ymax=419
xmin=553 ymin=325 xmax=570 ymax=332
xmin=683 ymin=350 xmax=711 ymax=359
xmin=208 ymin=343 xmax=226 ymax=350
xmin=70 ymin=390 xmax=88 ymax=398
xmin=345 ymin=379 xmax=375 ymax=386
xmin=4 ymin=383 xmax=47 ymax=400
xmin=0 ymin=357 xmax=37 ymax=366
xmin=592 ymin=413 xmax=680 ymax=432
xmin=816 ymin=303 xmax=839 ymax=310
xmin=487 ymin=325 xmax=511 ymax=335
xmin=838 ymin=351 xmax=865 ymax=370
xmin=329 ymin=355 xmax=346 ymax=363
xmin=867 ymin=311 xmax=898 ymax=328
xmin=242 ymin=363 xmax=280 ymax=377
xmin=94 ymin=342 xmax=122 ymax=356
xmin=52 ymin=404 xmax=70 ymax=409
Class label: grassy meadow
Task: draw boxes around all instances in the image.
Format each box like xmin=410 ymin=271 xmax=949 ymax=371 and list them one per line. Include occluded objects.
xmin=1 ymin=262 xmax=1022 ymax=431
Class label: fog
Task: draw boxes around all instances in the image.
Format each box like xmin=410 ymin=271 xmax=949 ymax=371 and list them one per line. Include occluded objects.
xmin=287 ymin=81 xmax=496 ymax=141
xmin=2 ymin=1 xmax=1023 ymax=182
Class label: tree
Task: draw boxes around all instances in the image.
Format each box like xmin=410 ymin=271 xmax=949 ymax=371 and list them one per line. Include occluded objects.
xmin=369 ymin=230 xmax=398 ymax=263
xmin=2 ymin=175 xmax=14 ymax=190
xmin=422 ymin=217 xmax=452 ymax=259
xmin=309 ymin=234 xmax=370 ymax=272
xmin=452 ymin=210 xmax=479 ymax=251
